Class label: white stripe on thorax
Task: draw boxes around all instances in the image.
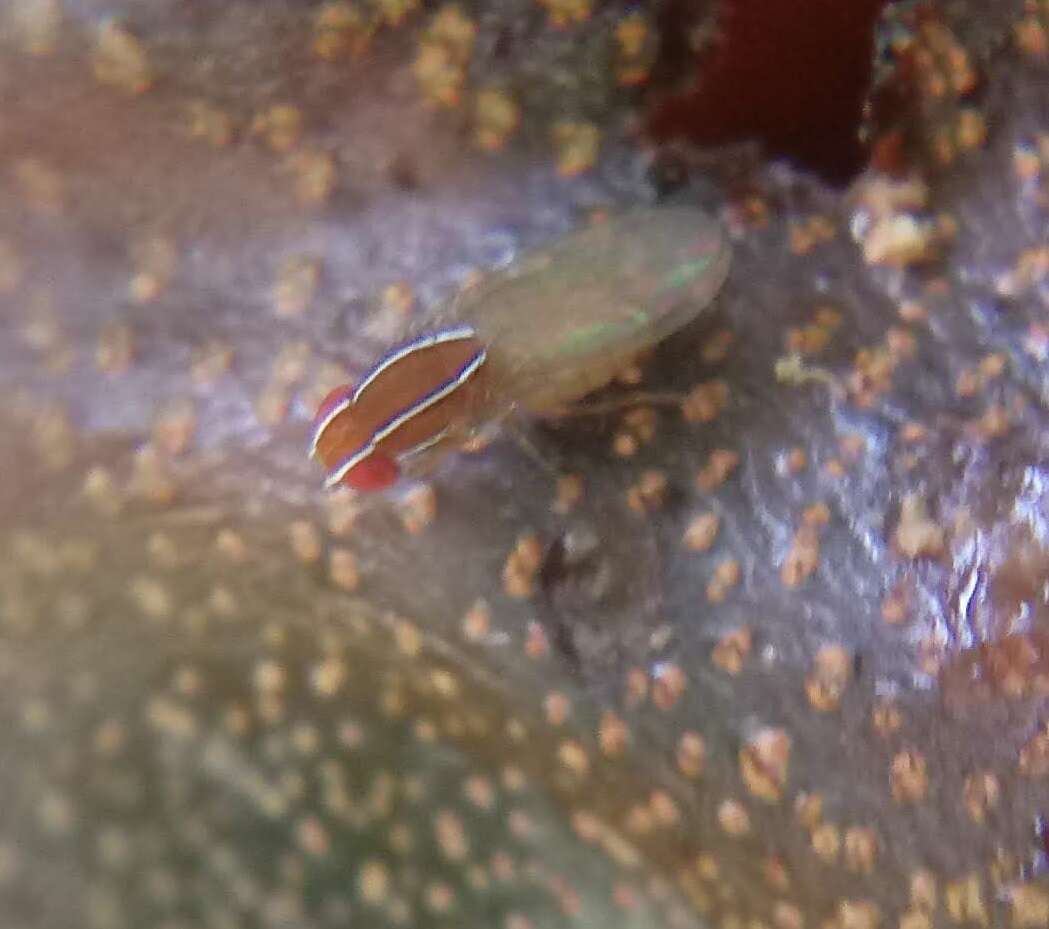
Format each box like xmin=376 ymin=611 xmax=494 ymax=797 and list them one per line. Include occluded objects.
xmin=352 ymin=325 xmax=479 ymax=402
xmin=324 ymin=346 xmax=486 ymax=488
xmin=308 ymin=393 xmax=352 ymax=459
xmin=308 ymin=325 xmax=479 ymax=460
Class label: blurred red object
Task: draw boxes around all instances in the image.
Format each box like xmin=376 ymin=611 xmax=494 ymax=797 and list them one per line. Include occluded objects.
xmin=650 ymin=0 xmax=889 ymax=183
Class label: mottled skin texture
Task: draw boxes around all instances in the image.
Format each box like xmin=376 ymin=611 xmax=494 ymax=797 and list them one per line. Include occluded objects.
xmin=3 ymin=2 xmax=1049 ymax=929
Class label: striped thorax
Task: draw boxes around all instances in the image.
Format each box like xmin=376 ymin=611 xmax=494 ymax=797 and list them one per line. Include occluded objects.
xmin=310 ymin=325 xmax=490 ymax=491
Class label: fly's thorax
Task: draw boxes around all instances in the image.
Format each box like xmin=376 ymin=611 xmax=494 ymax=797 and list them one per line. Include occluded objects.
xmin=310 ymin=326 xmax=492 ymax=490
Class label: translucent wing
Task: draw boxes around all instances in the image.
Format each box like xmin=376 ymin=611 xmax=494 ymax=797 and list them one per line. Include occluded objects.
xmin=437 ymin=206 xmax=731 ymax=413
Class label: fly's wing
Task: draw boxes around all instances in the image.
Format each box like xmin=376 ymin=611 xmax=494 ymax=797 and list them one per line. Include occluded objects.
xmin=439 ymin=206 xmax=731 ymax=413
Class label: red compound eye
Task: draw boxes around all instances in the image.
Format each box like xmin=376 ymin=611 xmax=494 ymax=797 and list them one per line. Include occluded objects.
xmin=340 ymin=451 xmax=400 ymax=492
xmin=314 ymin=384 xmax=355 ymax=426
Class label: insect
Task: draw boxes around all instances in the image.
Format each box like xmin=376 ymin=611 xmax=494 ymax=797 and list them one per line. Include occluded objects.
xmin=310 ymin=204 xmax=731 ymax=491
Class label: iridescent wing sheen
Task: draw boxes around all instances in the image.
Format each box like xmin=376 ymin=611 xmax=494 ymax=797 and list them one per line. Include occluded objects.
xmin=436 ymin=205 xmax=731 ymax=414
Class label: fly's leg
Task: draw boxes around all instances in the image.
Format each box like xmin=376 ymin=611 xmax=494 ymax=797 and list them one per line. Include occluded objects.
xmin=502 ymin=422 xmax=563 ymax=477
xmin=549 ymin=391 xmax=686 ymax=417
